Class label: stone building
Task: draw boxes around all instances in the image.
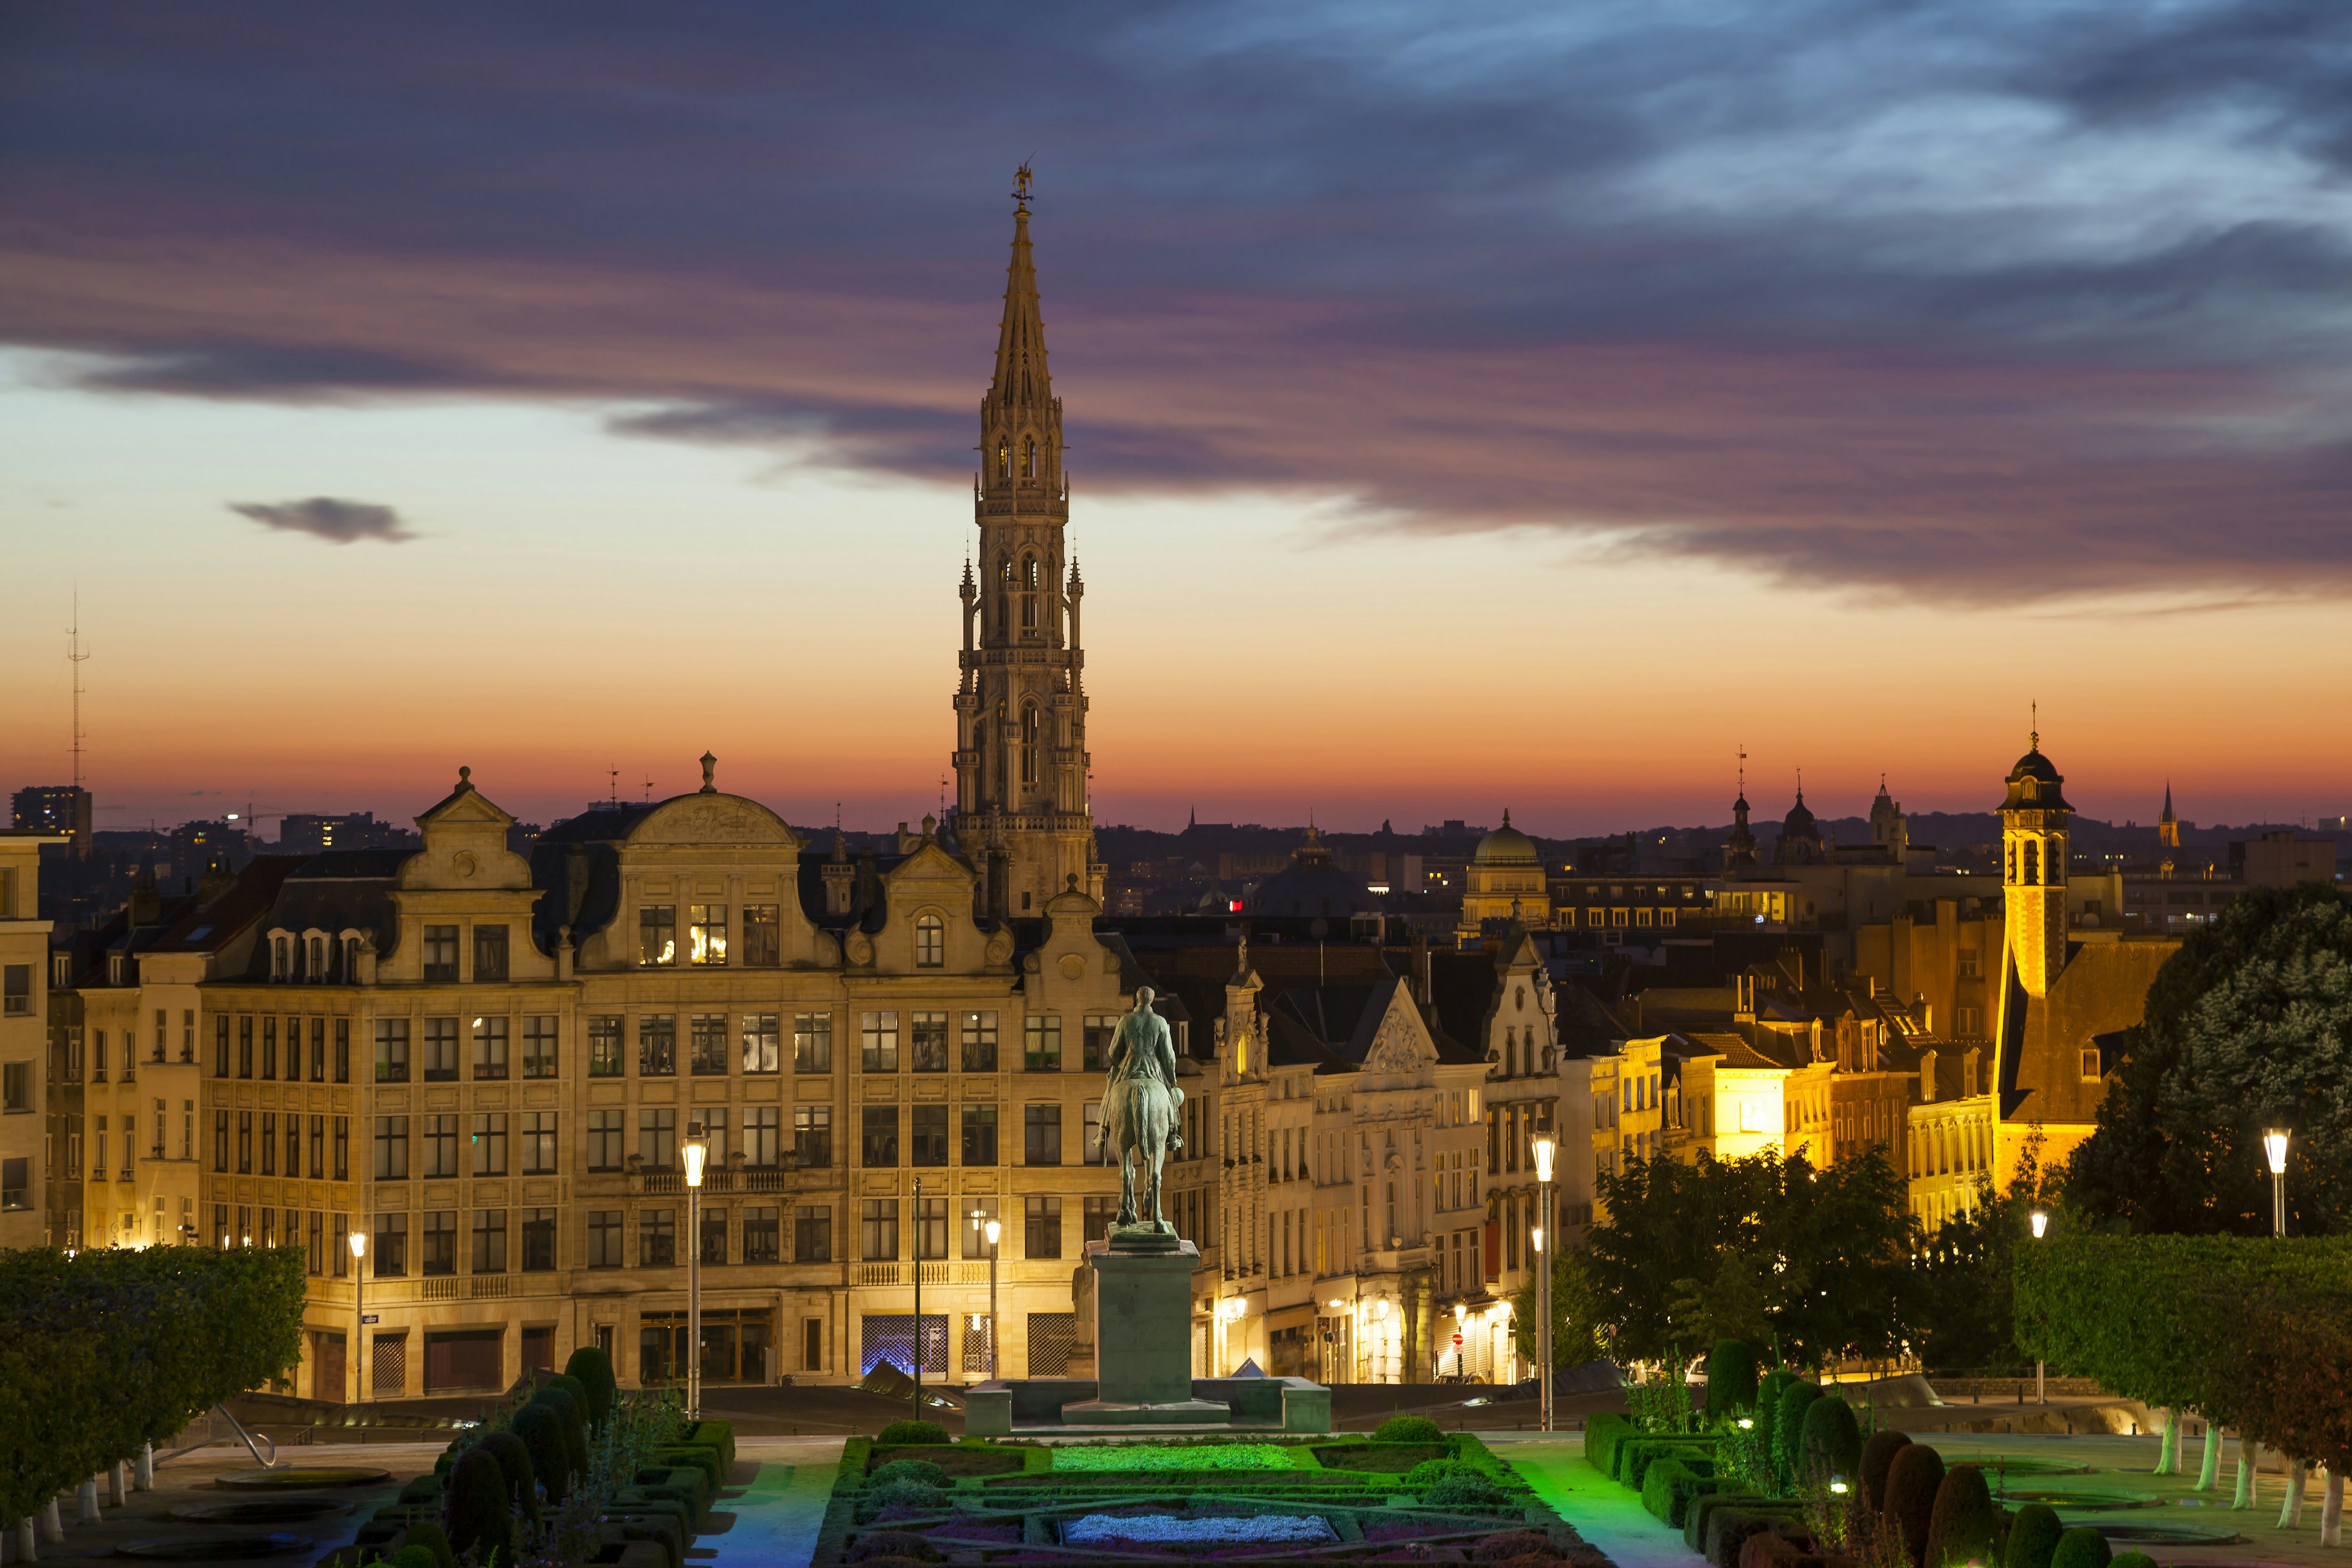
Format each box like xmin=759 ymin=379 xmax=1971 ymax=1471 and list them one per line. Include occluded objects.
xmin=1456 ymin=815 xmax=1550 ymax=943
xmin=3 ymin=830 xmax=69 ymax=1248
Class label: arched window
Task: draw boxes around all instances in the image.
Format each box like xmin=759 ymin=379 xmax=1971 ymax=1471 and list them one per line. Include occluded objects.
xmin=345 ymin=937 xmax=361 ymax=981
xmin=1023 ymin=437 xmax=1037 ymax=477
xmin=1020 ymin=705 xmax=1039 ymax=785
xmin=1022 ymin=555 xmax=1039 ymax=589
xmin=1022 ymin=594 xmax=1036 ymax=630
xmin=997 ymin=439 xmax=1011 ymax=478
xmin=307 ymin=936 xmax=325 ymax=979
xmin=998 ymin=554 xmax=1014 ymax=584
xmin=271 ymin=935 xmax=289 ymax=982
xmin=2021 ymin=840 xmax=2040 ymax=886
xmin=915 ymin=913 xmax=945 ymax=968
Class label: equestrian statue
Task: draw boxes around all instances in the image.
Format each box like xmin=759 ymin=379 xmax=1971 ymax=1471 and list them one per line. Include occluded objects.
xmin=1101 ymin=986 xmax=1185 ymax=1244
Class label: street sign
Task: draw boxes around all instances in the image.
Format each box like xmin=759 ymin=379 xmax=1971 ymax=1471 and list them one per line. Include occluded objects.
xmin=361 ymin=1314 xmax=380 ymax=1324
xmin=1452 ymin=1333 xmax=1463 ymax=1346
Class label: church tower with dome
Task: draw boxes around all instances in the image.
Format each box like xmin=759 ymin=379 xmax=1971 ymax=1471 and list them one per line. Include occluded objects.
xmin=1999 ymin=724 xmax=2073 ymax=998
xmin=949 ymin=168 xmax=1106 ymax=918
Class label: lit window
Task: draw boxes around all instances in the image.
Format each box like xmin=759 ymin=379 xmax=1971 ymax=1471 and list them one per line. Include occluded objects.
xmin=688 ymin=904 xmax=728 ymax=966
xmin=914 ymin=913 xmax=945 ymax=968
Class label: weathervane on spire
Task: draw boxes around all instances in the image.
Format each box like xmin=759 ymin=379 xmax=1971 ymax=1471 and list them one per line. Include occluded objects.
xmin=2030 ymin=699 xmax=2039 ymax=751
xmin=1013 ymin=162 xmax=1033 ymax=212
xmin=1737 ymin=742 xmax=1747 ymax=794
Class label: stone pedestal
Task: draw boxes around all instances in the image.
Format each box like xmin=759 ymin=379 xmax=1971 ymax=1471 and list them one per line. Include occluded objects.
xmin=1061 ymin=1238 xmax=1229 ymax=1425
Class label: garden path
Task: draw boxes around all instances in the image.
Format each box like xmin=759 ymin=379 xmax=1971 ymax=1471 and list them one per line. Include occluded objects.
xmin=1488 ymin=1433 xmax=1706 ymax=1568
xmin=701 ymin=1437 xmax=845 ymax=1568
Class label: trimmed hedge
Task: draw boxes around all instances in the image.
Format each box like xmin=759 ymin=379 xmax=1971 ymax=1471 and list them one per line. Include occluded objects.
xmin=1586 ymin=1412 xmax=1637 ymax=1476
xmin=1686 ymin=1490 xmax=1770 ymax=1551
xmin=2049 ymin=1528 xmax=2111 ymax=1568
xmin=477 ymin=1430 xmax=539 ymax=1525
xmin=1707 ymin=1340 xmax=1758 ymax=1422
xmin=1923 ymin=1464 xmax=1995 ymax=1568
xmin=1883 ymin=1442 xmax=1947 ymax=1568
xmin=1797 ymin=1396 xmax=1861 ymax=1485
xmin=0 ymin=1244 xmax=307 ymax=1525
xmin=563 ymin=1344 xmax=617 ymax=1429
xmin=876 ymin=1419 xmax=949 ymax=1445
xmin=1773 ymin=1382 xmax=1822 ymax=1483
xmin=1621 ymin=1438 xmax=1716 ymax=1487
xmin=1861 ymin=1428 xmax=1912 ymax=1512
xmin=2005 ymin=1504 xmax=2064 ymax=1568
xmin=1644 ymin=1457 xmax=1723 ymax=1528
xmin=1706 ymin=1506 xmax=1801 ymax=1568
xmin=1375 ymin=1415 xmax=1448 ymax=1444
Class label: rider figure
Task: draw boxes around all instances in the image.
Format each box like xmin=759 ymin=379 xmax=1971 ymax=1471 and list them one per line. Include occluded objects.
xmin=1108 ymin=987 xmax=1184 ymax=1154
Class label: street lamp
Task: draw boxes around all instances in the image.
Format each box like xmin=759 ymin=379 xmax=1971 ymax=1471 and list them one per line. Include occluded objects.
xmin=1452 ymin=1300 xmax=1468 ymax=1381
xmin=1532 ymin=1134 xmax=1557 ymax=1434
xmin=984 ymin=1217 xmax=1002 ymax=1379
xmin=349 ymin=1231 xmax=368 ymax=1405
xmin=2263 ymin=1129 xmax=2290 ymax=1237
xmin=2029 ymin=1211 xmax=2048 ymax=1403
xmin=682 ymin=1121 xmax=708 ymax=1420
xmin=911 ymin=1173 xmax=925 ymax=1423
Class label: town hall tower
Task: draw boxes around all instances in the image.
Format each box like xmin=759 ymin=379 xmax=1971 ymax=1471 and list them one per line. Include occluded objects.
xmin=951 ymin=169 xmax=1105 ymax=916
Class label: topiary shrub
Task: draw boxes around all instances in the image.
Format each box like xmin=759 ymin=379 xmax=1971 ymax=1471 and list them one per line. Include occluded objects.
xmin=530 ymin=1385 xmax=590 ymax=1478
xmin=1686 ymin=1491 xmax=1771 ymax=1553
xmin=848 ymin=1531 xmax=941 ymax=1563
xmin=1773 ymin=1382 xmax=1822 ymax=1483
xmin=562 ymin=1345 xmax=617 ymax=1430
xmin=1706 ymin=1340 xmax=1758 ymax=1423
xmin=475 ymin=1430 xmax=538 ymax=1523
xmin=2106 ymin=1553 xmax=2155 ymax=1568
xmin=1425 ymin=1472 xmax=1512 ymax=1510
xmin=1474 ymin=1531 xmax=1564 ymax=1562
xmin=442 ymin=1449 xmax=514 ymax=1568
xmin=1644 ymin=1458 xmax=1694 ymax=1524
xmin=1798 ymin=1396 xmax=1862 ymax=1487
xmin=2004 ymin=1504 xmax=2064 ymax=1568
xmin=1882 ymin=1443 xmax=1947 ymax=1568
xmin=2048 ymin=1528 xmax=2109 ymax=1568
xmin=386 ymin=1546 xmax=437 ymax=1568
xmin=1861 ymin=1430 xmax=1912 ymax=1512
xmin=1923 ymin=1464 xmax=1995 ymax=1568
xmin=1376 ymin=1414 xmax=1448 ymax=1444
xmin=511 ymin=1401 xmax=574 ymax=1505
xmin=398 ymin=1520 xmax=456 ymax=1568
xmin=875 ymin=1419 xmax=949 ymax=1446
xmin=867 ymin=1458 xmax=949 ymax=1490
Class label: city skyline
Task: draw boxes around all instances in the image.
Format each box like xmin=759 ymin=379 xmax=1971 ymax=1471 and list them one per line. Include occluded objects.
xmin=7 ymin=5 xmax=2352 ymax=834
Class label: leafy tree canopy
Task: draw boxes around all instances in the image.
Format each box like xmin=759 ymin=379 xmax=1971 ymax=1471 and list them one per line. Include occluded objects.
xmin=2067 ymin=883 xmax=2352 ymax=1234
xmin=1586 ymin=1147 xmax=1915 ymax=1368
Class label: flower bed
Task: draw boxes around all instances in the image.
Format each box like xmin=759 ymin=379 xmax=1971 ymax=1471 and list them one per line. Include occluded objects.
xmin=1065 ymin=1512 xmax=1340 ymax=1545
xmin=1055 ymin=1444 xmax=1295 ymax=1472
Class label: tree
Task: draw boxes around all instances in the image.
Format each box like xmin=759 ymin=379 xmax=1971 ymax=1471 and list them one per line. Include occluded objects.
xmin=2067 ymin=883 xmax=2352 ymax=1235
xmin=1512 ymin=1246 xmax=1608 ymax=1368
xmin=1908 ymin=1133 xmax=2047 ymax=1370
xmin=1587 ymin=1147 xmax=1916 ymax=1367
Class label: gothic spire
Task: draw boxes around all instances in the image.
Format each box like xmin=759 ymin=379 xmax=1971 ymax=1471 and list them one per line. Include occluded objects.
xmin=989 ymin=164 xmax=1052 ymax=415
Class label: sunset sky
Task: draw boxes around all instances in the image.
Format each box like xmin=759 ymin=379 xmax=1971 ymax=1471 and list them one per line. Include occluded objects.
xmin=4 ymin=3 xmax=2349 ymax=838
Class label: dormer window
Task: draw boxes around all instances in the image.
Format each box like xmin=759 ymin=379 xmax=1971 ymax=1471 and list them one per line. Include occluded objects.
xmin=343 ymin=935 xmax=362 ymax=982
xmin=307 ymin=935 xmax=325 ymax=979
xmin=270 ymin=933 xmax=290 ymax=982
xmin=915 ymin=913 xmax=945 ymax=968
xmin=108 ymin=954 xmax=126 ymax=987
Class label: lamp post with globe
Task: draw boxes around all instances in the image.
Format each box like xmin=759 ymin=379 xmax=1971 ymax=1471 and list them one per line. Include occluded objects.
xmin=350 ymin=1231 xmax=368 ymax=1404
xmin=2263 ymin=1129 xmax=2290 ymax=1237
xmin=1532 ymin=1134 xmax=1557 ymax=1433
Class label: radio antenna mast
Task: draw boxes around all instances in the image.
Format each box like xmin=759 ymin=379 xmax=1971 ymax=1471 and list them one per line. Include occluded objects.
xmin=67 ymin=590 xmax=90 ymax=791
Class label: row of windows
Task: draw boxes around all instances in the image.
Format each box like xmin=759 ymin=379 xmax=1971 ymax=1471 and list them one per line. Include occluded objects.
xmin=1574 ymin=907 xmax=1678 ymax=929
xmin=55 ymin=1011 xmax=199 ymax=1082
xmin=371 ymin=1017 xmax=556 ymax=1082
xmin=583 ymin=1011 xmax=1120 ymax=1078
xmin=213 ymin=1016 xmax=355 ymax=1082
xmin=70 ymin=1102 xmax=197 ymax=1176
xmin=212 ymin=1111 xmax=354 ymax=1179
xmin=206 ymin=1009 xmax=1123 ymax=1083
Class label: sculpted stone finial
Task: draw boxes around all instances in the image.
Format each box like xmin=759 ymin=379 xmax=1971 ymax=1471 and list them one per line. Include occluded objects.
xmin=699 ymin=751 xmax=718 ymax=793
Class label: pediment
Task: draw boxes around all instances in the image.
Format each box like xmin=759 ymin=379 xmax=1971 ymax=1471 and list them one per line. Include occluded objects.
xmin=1363 ymin=990 xmax=1436 ymax=1076
xmin=629 ymin=794 xmax=800 ymax=850
xmin=888 ymin=840 xmax=976 ymax=886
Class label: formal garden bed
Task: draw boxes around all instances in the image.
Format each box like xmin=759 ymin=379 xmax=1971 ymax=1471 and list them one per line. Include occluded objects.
xmin=1585 ymin=1337 xmax=2253 ymax=1568
xmin=315 ymin=1347 xmax=733 ymax=1568
xmin=810 ymin=1416 xmax=1614 ymax=1567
